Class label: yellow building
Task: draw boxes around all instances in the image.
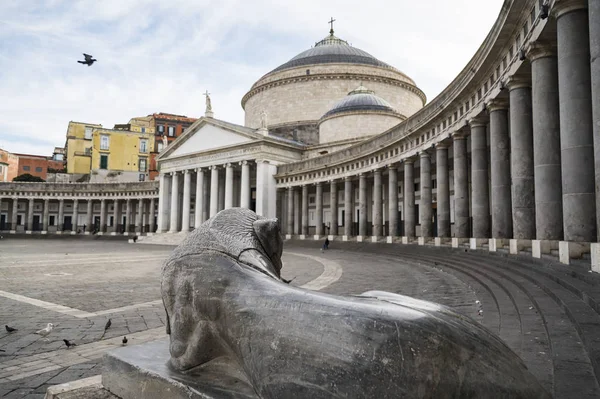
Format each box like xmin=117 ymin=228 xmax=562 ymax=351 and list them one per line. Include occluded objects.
xmin=128 ymin=116 xmax=155 ymax=133
xmin=64 ymin=121 xmax=103 ymax=174
xmin=90 ymin=128 xmax=155 ymax=182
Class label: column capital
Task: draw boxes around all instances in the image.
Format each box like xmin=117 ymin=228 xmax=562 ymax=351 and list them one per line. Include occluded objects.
xmin=372 ymin=168 xmax=382 ymax=175
xmin=452 ymin=130 xmax=468 ymax=140
xmin=195 ymin=167 xmax=203 ymax=172
xmin=183 ymin=169 xmax=190 ymax=174
xmin=255 ymin=159 xmax=269 ymax=164
xmin=419 ymin=151 xmax=430 ymax=159
xmin=314 ymin=181 xmax=323 ymax=186
xmin=469 ymin=117 xmax=488 ymax=128
xmin=344 ymin=176 xmax=353 ymax=182
xmin=506 ymin=76 xmax=531 ymax=91
xmin=526 ymin=41 xmax=557 ymax=61
xmin=210 ymin=165 xmax=219 ymax=170
xmin=169 ymin=171 xmax=177 ymax=176
xmin=240 ymin=160 xmax=248 ymax=166
xmin=486 ymin=98 xmax=509 ymax=112
xmin=435 ymin=142 xmax=450 ymax=150
xmin=387 ymin=163 xmax=399 ymax=170
xmin=225 ymin=163 xmax=232 ymax=168
xmin=552 ymin=0 xmax=587 ymax=19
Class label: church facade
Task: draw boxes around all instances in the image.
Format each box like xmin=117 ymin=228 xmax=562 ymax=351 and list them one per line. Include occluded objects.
xmin=1 ymin=0 xmax=599 ymax=270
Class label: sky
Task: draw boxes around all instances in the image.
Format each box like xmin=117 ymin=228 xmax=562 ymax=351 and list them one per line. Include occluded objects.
xmin=0 ymin=0 xmax=504 ymax=156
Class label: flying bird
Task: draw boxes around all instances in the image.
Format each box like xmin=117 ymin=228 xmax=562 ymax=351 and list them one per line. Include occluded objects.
xmin=35 ymin=323 xmax=54 ymax=341
xmin=5 ymin=325 xmax=17 ymax=333
xmin=77 ymin=53 xmax=97 ymax=66
xmin=63 ymin=339 xmax=76 ymax=348
xmin=122 ymin=336 xmax=128 ymax=345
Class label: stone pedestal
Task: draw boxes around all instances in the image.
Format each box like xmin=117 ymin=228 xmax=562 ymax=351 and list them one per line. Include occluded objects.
xmin=386 ymin=236 xmax=394 ymax=244
xmin=371 ymin=236 xmax=379 ymax=243
xmin=509 ymin=239 xmax=531 ymax=254
xmin=470 ymin=238 xmax=487 ymax=250
xmin=531 ymin=240 xmax=558 ymax=258
xmin=434 ymin=237 xmax=450 ymax=247
xmin=591 ymin=243 xmax=600 ymax=273
xmin=103 ymin=339 xmax=257 ymax=399
xmin=285 ymin=234 xmax=292 ymax=240
xmin=489 ymin=239 xmax=508 ymax=252
xmin=313 ymin=235 xmax=321 ymax=241
xmin=327 ymin=235 xmax=335 ymax=241
xmin=357 ymin=236 xmax=365 ymax=242
xmin=452 ymin=238 xmax=469 ymax=248
xmin=342 ymin=235 xmax=350 ymax=242
xmin=559 ymin=241 xmax=591 ymax=265
xmin=300 ymin=235 xmax=307 ymax=240
xmin=401 ymin=236 xmax=410 ymax=244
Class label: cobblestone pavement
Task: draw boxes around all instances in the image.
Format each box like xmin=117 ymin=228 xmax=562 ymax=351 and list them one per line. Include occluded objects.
xmin=1 ymin=237 xmax=599 ymax=398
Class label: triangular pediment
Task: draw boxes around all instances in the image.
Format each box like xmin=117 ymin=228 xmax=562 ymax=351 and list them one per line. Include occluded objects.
xmin=160 ymin=118 xmax=258 ymax=160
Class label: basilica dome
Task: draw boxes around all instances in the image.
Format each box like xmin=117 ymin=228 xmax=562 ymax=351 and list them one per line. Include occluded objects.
xmin=318 ymin=85 xmax=404 ymax=144
xmin=242 ymin=28 xmax=426 ymax=145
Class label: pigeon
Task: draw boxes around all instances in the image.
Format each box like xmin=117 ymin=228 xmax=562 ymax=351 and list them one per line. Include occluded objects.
xmin=77 ymin=53 xmax=97 ymax=66
xmin=5 ymin=325 xmax=17 ymax=333
xmin=63 ymin=339 xmax=76 ymax=348
xmin=35 ymin=323 xmax=54 ymax=341
xmin=122 ymin=336 xmax=128 ymax=345
xmin=100 ymin=318 xmax=112 ymax=340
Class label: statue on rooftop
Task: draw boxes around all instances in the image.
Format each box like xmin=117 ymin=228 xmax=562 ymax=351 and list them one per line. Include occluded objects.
xmin=260 ymin=110 xmax=267 ymax=129
xmin=204 ymin=90 xmax=212 ymax=112
xmin=161 ymin=208 xmax=551 ymax=398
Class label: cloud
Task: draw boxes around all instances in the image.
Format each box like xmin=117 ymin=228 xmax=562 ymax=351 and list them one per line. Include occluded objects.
xmin=0 ymin=0 xmax=503 ymax=155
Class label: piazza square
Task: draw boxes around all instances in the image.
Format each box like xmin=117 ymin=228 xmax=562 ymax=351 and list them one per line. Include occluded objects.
xmin=0 ymin=0 xmax=600 ymax=397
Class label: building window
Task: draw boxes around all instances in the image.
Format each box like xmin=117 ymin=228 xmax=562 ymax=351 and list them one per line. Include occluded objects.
xmin=35 ymin=167 xmax=42 ymax=172
xmin=414 ymin=182 xmax=420 ymax=192
xmin=157 ymin=142 xmax=164 ymax=152
xmin=158 ymin=125 xmax=164 ymax=134
xmin=168 ymin=126 xmax=175 ymax=137
xmin=100 ymin=154 xmax=108 ymax=169
xmin=139 ymin=158 xmax=147 ymax=172
xmin=141 ymin=127 xmax=146 ymax=133
xmin=100 ymin=135 xmax=109 ymax=150
xmin=85 ymin=147 xmax=92 ymax=155
xmin=139 ymin=174 xmax=146 ymax=182
xmin=84 ymin=127 xmax=93 ymax=139
xmin=49 ymin=215 xmax=55 ymax=226
xmin=23 ymin=165 xmax=30 ymax=171
xmin=140 ymin=139 xmax=148 ymax=153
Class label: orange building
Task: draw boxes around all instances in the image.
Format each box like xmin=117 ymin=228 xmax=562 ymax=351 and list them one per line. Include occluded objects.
xmin=3 ymin=150 xmax=65 ymax=182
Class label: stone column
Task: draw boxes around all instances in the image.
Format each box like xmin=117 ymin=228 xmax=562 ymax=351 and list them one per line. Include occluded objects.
xmin=99 ymin=199 xmax=106 ymax=233
xmin=388 ymin=166 xmax=398 ymax=237
xmin=195 ymin=168 xmax=205 ymax=228
xmin=507 ymin=77 xmax=535 ymax=239
xmin=57 ymin=199 xmax=64 ymax=232
xmin=181 ymin=170 xmax=191 ymax=232
xmin=112 ymin=199 xmax=120 ymax=233
xmin=330 ymin=180 xmax=338 ymax=236
xmin=359 ymin=173 xmax=367 ymax=237
xmin=224 ymin=163 xmax=234 ymax=209
xmin=255 ymin=160 xmax=277 ymax=219
xmin=86 ymin=200 xmax=93 ymax=233
xmin=527 ymin=43 xmax=563 ymax=240
xmin=301 ymin=185 xmax=308 ymax=235
xmin=42 ymin=199 xmax=49 ymax=233
xmin=453 ymin=133 xmax=469 ymax=237
xmin=372 ymin=169 xmax=383 ymax=237
xmin=240 ymin=161 xmax=250 ymax=209
xmin=286 ymin=186 xmax=294 ymax=236
xmin=27 ymin=199 xmax=34 ymax=232
xmin=315 ymin=182 xmax=323 ymax=236
xmin=11 ymin=198 xmax=18 ymax=232
xmin=210 ymin=166 xmax=219 ymax=217
xmin=136 ymin=198 xmax=144 ymax=234
xmin=157 ymin=173 xmax=170 ymax=233
xmin=124 ymin=199 xmax=131 ymax=234
xmin=169 ymin=172 xmax=180 ymax=233
xmin=554 ymin=1 xmax=596 ymax=242
xmin=488 ymin=99 xmax=512 ymax=239
xmin=72 ymin=199 xmax=79 ymax=233
xmin=420 ymin=152 xmax=432 ymax=238
xmin=293 ymin=188 xmax=300 ymax=235
xmin=149 ymin=197 xmax=156 ymax=233
xmin=404 ymin=160 xmax=416 ymax=237
xmin=344 ymin=177 xmax=353 ymax=237
xmin=436 ymin=144 xmax=450 ymax=238
xmin=470 ymin=119 xmax=490 ymax=238
xmin=590 ymin=0 xmax=600 ymax=240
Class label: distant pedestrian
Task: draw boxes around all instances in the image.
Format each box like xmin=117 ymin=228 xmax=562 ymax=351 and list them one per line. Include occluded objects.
xmin=323 ymin=237 xmax=330 ymax=251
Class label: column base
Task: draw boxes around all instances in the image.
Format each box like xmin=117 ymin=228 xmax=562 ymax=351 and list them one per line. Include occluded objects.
xmin=10 ymin=230 xmax=16 ymax=234
xmin=26 ymin=231 xmax=32 ymax=235
xmin=401 ymin=236 xmax=414 ymax=244
xmin=452 ymin=238 xmax=469 ymax=248
xmin=85 ymin=232 xmax=91 ymax=235
xmin=434 ymin=237 xmax=450 ymax=247
xmin=357 ymin=236 xmax=365 ymax=242
xmin=55 ymin=231 xmax=62 ymax=235
xmin=559 ymin=241 xmax=590 ymax=265
xmin=531 ymin=240 xmax=559 ymax=258
xmin=371 ymin=236 xmax=380 ymax=243
xmin=313 ymin=235 xmax=322 ymax=241
xmin=147 ymin=233 xmax=154 ymax=237
xmin=469 ymin=238 xmax=487 ymax=249
xmin=342 ymin=235 xmax=351 ymax=242
xmin=300 ymin=235 xmax=307 ymax=240
xmin=97 ymin=232 xmax=104 ymax=236
xmin=489 ymin=238 xmax=508 ymax=252
xmin=285 ymin=234 xmax=292 ymax=240
xmin=70 ymin=231 xmax=77 ymax=235
xmin=327 ymin=235 xmax=335 ymax=241
xmin=418 ymin=237 xmax=425 ymax=246
xmin=509 ymin=239 xmax=531 ymax=254
xmin=591 ymin=243 xmax=600 ymax=273
xmin=41 ymin=231 xmax=47 ymax=235
xmin=386 ymin=236 xmax=396 ymax=244
xmin=110 ymin=232 xmax=118 ymax=236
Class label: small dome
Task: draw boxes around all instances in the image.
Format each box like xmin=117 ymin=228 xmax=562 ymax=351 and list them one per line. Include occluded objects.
xmin=270 ymin=32 xmax=394 ymax=73
xmin=323 ymin=85 xmax=397 ymax=118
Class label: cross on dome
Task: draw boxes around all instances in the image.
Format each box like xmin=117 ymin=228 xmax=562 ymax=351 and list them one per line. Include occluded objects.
xmin=328 ymin=17 xmax=336 ymax=35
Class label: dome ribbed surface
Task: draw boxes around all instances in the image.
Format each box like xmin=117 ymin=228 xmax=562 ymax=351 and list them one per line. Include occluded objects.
xmin=323 ymin=85 xmax=396 ymax=118
xmin=270 ymin=33 xmax=393 ymax=73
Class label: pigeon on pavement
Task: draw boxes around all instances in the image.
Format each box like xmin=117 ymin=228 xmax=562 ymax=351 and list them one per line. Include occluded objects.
xmin=63 ymin=339 xmax=76 ymax=348
xmin=5 ymin=325 xmax=17 ymax=333
xmin=122 ymin=336 xmax=128 ymax=345
xmin=77 ymin=53 xmax=97 ymax=66
xmin=35 ymin=323 xmax=54 ymax=341
xmin=100 ymin=318 xmax=112 ymax=340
